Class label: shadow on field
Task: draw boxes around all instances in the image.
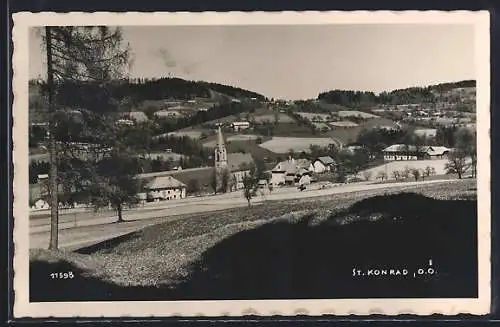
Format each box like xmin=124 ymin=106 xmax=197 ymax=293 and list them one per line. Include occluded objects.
xmin=30 ymin=192 xmax=477 ymax=301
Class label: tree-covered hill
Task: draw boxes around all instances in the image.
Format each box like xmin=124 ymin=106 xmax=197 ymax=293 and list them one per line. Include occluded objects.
xmin=30 ymin=77 xmax=264 ymax=103
xmin=317 ymin=80 xmax=476 ymax=108
xmin=29 ymin=77 xmax=266 ymax=122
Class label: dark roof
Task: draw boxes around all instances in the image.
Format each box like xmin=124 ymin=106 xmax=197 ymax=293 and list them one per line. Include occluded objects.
xmin=315 ymin=156 xmax=335 ymax=165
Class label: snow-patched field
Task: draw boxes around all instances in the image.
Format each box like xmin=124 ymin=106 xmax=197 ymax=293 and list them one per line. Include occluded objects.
xmin=358 ymin=159 xmax=472 ymax=181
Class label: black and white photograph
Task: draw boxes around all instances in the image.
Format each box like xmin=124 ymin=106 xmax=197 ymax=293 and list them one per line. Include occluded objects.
xmin=12 ymin=11 xmax=490 ymax=317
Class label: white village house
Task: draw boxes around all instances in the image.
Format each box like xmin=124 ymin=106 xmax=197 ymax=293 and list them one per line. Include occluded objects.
xmin=270 ymin=158 xmax=313 ymax=186
xmin=145 ymin=176 xmax=187 ymax=202
xmin=312 ymin=156 xmax=335 ymax=174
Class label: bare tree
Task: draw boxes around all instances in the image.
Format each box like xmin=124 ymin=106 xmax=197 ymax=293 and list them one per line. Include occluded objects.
xmin=221 ymin=169 xmax=231 ymax=193
xmin=362 ymin=170 xmax=372 ymax=181
xmin=376 ymin=171 xmax=387 ymax=181
xmin=411 ymin=168 xmax=421 ymax=181
xmin=445 ymin=149 xmax=470 ymax=179
xmin=392 ymin=170 xmax=401 ymax=181
xmin=401 ymin=166 xmax=411 ymax=179
xmin=242 ymin=173 xmax=258 ymax=208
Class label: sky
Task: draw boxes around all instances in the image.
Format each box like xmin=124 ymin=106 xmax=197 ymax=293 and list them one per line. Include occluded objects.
xmin=29 ymin=24 xmax=475 ymax=100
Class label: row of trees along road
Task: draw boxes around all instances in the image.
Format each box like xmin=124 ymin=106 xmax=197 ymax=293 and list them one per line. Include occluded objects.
xmin=42 ymin=26 xmax=134 ymax=250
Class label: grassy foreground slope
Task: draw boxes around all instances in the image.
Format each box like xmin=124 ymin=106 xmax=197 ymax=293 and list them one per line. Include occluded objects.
xmin=30 ymin=179 xmax=478 ymax=301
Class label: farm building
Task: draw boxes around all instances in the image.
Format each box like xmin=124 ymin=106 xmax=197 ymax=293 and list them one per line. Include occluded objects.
xmin=382 ymin=144 xmax=451 ymax=161
xmin=424 ymin=146 xmax=451 ymax=160
xmin=383 ymin=144 xmax=422 ymax=161
xmin=312 ymin=156 xmax=335 ymax=174
xmin=230 ymin=121 xmax=251 ymax=132
xmin=145 ymin=176 xmax=187 ymax=202
xmin=270 ymin=158 xmax=313 ymax=186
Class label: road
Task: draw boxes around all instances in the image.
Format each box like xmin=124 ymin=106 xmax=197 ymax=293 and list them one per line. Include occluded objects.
xmin=29 ymin=179 xmax=456 ymax=250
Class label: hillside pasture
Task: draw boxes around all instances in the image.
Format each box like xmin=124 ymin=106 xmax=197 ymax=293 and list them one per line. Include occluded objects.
xmin=203 ymin=134 xmax=262 ymax=148
xmin=259 ymin=137 xmax=339 ymax=153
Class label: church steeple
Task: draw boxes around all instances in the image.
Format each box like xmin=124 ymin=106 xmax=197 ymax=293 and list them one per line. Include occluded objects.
xmin=214 ymin=125 xmax=228 ymax=169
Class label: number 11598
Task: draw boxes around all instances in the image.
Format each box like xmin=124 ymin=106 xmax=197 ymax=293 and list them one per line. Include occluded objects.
xmin=50 ymin=272 xmax=74 ymax=279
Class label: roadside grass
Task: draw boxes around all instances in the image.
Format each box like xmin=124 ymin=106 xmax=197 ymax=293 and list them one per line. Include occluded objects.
xmin=30 ymin=179 xmax=477 ymax=301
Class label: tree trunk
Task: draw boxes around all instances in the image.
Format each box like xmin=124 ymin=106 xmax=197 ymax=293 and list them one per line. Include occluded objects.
xmin=46 ymin=26 xmax=59 ymax=251
xmin=457 ymin=171 xmax=462 ymax=179
xmin=247 ymin=199 xmax=251 ymax=208
xmin=116 ymin=204 xmax=124 ymax=223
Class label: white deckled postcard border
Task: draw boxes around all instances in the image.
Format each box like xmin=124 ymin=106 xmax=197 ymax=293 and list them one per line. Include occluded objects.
xmin=12 ymin=10 xmax=491 ymax=318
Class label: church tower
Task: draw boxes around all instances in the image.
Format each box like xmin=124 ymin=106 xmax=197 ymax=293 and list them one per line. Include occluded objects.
xmin=214 ymin=125 xmax=228 ymax=191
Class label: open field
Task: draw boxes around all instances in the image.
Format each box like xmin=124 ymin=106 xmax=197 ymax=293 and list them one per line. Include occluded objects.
xmin=203 ymin=134 xmax=260 ymax=147
xmin=259 ymin=136 xmax=340 ymax=153
xmin=360 ymin=159 xmax=448 ymax=180
xmin=30 ymin=179 xmax=477 ymax=301
xmin=358 ymin=159 xmax=473 ymax=181
xmin=165 ymin=130 xmax=204 ymax=139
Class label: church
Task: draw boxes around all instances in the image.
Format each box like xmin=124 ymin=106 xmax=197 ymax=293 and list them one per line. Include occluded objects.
xmin=214 ymin=126 xmax=254 ymax=192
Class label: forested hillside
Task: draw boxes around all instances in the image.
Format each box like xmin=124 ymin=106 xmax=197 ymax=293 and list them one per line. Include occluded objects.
xmin=317 ymin=80 xmax=476 ymax=108
xmin=29 ymin=77 xmax=266 ymax=122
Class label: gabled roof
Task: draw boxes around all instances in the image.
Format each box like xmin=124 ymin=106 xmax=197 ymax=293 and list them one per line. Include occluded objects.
xmin=315 ymin=156 xmax=335 ymax=165
xmin=426 ymin=146 xmax=450 ymax=156
xmin=272 ymin=159 xmax=311 ymax=175
xmin=146 ymin=176 xmax=186 ymax=190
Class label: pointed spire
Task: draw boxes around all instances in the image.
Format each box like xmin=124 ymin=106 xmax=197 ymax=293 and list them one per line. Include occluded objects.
xmin=216 ymin=125 xmax=225 ymax=147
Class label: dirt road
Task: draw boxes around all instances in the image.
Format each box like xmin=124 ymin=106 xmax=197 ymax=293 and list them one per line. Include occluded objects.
xmin=29 ymin=179 xmax=456 ymax=250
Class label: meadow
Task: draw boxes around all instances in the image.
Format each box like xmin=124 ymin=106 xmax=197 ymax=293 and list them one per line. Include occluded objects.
xmin=30 ymin=179 xmax=477 ymax=301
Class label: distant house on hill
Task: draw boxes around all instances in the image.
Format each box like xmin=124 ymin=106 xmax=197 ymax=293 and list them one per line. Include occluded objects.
xmin=230 ymin=121 xmax=251 ymax=132
xmin=414 ymin=128 xmax=437 ymax=138
xmin=312 ymin=156 xmax=335 ymax=174
xmin=271 ymin=158 xmax=313 ymax=186
xmin=145 ymin=176 xmax=187 ymax=202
